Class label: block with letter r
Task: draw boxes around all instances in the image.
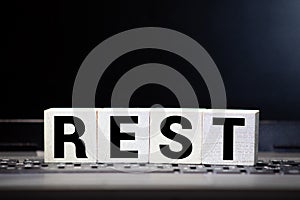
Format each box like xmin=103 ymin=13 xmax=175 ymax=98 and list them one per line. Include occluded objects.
xmin=44 ymin=108 xmax=97 ymax=162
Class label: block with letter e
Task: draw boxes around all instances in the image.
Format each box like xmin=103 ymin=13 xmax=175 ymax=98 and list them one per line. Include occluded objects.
xmin=97 ymin=108 xmax=150 ymax=163
xmin=44 ymin=108 xmax=97 ymax=163
xmin=202 ymin=109 xmax=259 ymax=166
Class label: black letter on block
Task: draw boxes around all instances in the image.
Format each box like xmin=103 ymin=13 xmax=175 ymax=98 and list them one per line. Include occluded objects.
xmin=159 ymin=116 xmax=193 ymax=159
xmin=213 ymin=118 xmax=245 ymax=160
xmin=54 ymin=116 xmax=87 ymax=158
xmin=110 ymin=116 xmax=138 ymax=158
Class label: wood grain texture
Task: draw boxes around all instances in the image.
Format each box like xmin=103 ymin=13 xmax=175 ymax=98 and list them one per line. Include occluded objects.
xmin=202 ymin=109 xmax=259 ymax=165
xmin=44 ymin=108 xmax=259 ymax=165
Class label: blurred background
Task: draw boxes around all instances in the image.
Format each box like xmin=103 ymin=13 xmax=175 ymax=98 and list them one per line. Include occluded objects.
xmin=2 ymin=0 xmax=300 ymax=120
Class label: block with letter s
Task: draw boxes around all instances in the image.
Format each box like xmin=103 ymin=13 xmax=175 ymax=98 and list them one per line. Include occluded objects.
xmin=149 ymin=108 xmax=203 ymax=164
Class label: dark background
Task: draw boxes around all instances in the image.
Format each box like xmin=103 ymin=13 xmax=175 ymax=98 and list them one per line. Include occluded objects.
xmin=2 ymin=0 xmax=300 ymax=120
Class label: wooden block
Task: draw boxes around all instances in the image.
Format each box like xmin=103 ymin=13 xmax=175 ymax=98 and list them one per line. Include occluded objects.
xmin=202 ymin=109 xmax=259 ymax=166
xmin=97 ymin=108 xmax=150 ymax=163
xmin=44 ymin=108 xmax=97 ymax=163
xmin=149 ymin=108 xmax=203 ymax=164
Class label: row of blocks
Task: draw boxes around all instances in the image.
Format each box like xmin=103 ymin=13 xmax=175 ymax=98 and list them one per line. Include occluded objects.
xmin=44 ymin=108 xmax=259 ymax=165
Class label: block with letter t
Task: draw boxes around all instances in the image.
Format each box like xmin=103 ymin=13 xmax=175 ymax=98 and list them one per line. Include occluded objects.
xmin=202 ymin=109 xmax=259 ymax=166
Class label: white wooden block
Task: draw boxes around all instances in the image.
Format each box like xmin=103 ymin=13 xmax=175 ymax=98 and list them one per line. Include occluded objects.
xmin=44 ymin=108 xmax=97 ymax=163
xmin=202 ymin=109 xmax=259 ymax=166
xmin=149 ymin=108 xmax=203 ymax=164
xmin=97 ymin=108 xmax=150 ymax=163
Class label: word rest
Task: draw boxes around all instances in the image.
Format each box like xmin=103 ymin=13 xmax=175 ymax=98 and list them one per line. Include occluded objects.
xmin=44 ymin=108 xmax=259 ymax=166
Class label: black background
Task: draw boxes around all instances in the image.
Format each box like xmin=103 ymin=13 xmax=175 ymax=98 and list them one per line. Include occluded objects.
xmin=2 ymin=0 xmax=300 ymax=120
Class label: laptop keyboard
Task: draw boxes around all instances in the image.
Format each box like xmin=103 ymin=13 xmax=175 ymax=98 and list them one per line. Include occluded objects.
xmin=0 ymin=159 xmax=299 ymax=174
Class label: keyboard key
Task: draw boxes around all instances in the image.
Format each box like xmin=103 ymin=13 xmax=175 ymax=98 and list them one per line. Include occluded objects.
xmin=24 ymin=164 xmax=32 ymax=169
xmin=57 ymin=164 xmax=65 ymax=169
xmin=0 ymin=161 xmax=8 ymax=165
xmin=286 ymin=169 xmax=300 ymax=174
xmin=271 ymin=160 xmax=281 ymax=164
xmin=33 ymin=161 xmax=41 ymax=165
xmin=216 ymin=170 xmax=241 ymax=174
xmin=256 ymin=161 xmax=268 ymax=167
xmin=90 ymin=164 xmax=98 ymax=169
xmin=173 ymin=169 xmax=180 ymax=173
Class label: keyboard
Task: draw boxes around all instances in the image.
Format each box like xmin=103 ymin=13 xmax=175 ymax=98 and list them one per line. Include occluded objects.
xmin=1 ymin=158 xmax=299 ymax=175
